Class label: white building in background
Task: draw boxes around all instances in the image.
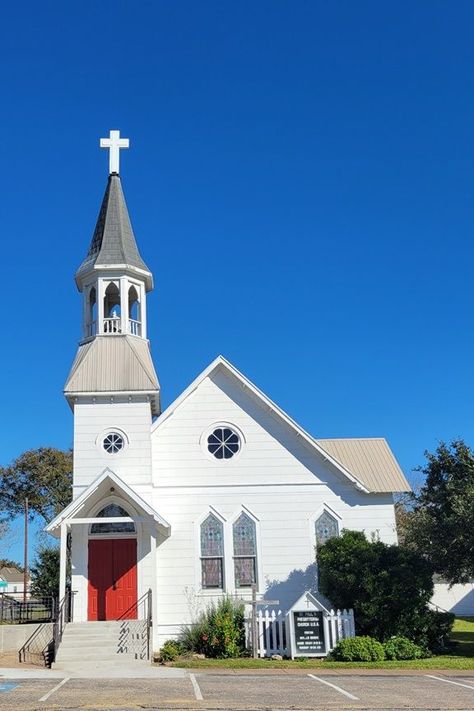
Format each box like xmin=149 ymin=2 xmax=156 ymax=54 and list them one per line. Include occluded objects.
xmin=46 ymin=132 xmax=411 ymax=651
xmin=0 ymin=567 xmax=28 ymax=596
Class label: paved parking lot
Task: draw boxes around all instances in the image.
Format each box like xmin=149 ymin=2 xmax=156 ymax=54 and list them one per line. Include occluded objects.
xmin=0 ymin=672 xmax=473 ymax=710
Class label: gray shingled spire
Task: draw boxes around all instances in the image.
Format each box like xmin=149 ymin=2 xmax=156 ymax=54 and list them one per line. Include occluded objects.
xmin=76 ymin=174 xmax=152 ymax=289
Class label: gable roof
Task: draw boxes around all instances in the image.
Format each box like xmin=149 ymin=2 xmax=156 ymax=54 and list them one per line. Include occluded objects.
xmin=75 ymin=174 xmax=152 ymax=290
xmin=45 ymin=468 xmax=170 ymax=535
xmin=64 ymin=335 xmax=160 ymax=414
xmin=152 ymin=356 xmax=409 ymax=493
xmin=316 ymin=438 xmax=411 ymax=493
xmin=0 ymin=567 xmax=24 ymax=583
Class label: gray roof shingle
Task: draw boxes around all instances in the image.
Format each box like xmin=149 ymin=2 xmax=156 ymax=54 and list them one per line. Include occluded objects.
xmin=76 ymin=174 xmax=152 ymax=287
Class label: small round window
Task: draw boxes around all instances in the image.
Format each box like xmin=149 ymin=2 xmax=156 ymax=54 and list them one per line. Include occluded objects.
xmin=103 ymin=432 xmax=124 ymax=454
xmin=207 ymin=427 xmax=241 ymax=460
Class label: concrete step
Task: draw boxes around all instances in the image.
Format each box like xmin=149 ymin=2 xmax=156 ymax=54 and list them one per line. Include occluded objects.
xmin=52 ymin=658 xmax=150 ymax=671
xmin=59 ymin=640 xmax=127 ymax=648
xmin=61 ymin=632 xmax=130 ymax=641
xmin=67 ymin=620 xmax=135 ymax=629
xmin=56 ymin=651 xmax=143 ymax=662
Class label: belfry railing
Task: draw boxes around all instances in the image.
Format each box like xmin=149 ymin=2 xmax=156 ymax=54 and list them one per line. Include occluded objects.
xmin=103 ymin=317 xmax=121 ymax=333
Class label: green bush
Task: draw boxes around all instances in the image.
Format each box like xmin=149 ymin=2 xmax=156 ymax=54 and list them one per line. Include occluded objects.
xmin=330 ymin=636 xmax=385 ymax=662
xmin=317 ymin=530 xmax=444 ymax=649
xmin=159 ymin=639 xmax=184 ymax=662
xmin=181 ymin=597 xmax=246 ymax=659
xmin=412 ymin=609 xmax=455 ymax=652
xmin=383 ymin=636 xmax=427 ymax=660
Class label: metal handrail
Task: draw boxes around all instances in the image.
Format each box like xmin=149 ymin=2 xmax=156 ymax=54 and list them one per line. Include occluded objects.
xmin=52 ymin=590 xmax=72 ymax=663
xmin=0 ymin=593 xmax=55 ymax=624
xmin=18 ymin=622 xmax=55 ymax=667
xmin=117 ymin=588 xmax=152 ymax=659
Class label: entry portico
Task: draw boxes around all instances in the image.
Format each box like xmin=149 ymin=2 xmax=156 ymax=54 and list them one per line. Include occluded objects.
xmin=46 ymin=469 xmax=169 ymax=631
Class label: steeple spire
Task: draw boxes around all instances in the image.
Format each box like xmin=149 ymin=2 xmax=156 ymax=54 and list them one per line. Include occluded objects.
xmin=75 ymin=174 xmax=153 ymax=291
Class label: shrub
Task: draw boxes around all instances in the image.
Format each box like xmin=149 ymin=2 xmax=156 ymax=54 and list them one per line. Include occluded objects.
xmin=412 ymin=609 xmax=454 ymax=652
xmin=383 ymin=636 xmax=426 ymax=660
xmin=159 ymin=639 xmax=184 ymax=662
xmin=330 ymin=636 xmax=385 ymax=662
xmin=181 ymin=597 xmax=246 ymax=659
xmin=318 ymin=530 xmax=442 ymax=649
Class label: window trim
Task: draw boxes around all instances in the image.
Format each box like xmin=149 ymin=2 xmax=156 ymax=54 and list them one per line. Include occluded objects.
xmin=312 ymin=505 xmax=341 ymax=551
xmin=232 ymin=511 xmax=258 ymax=589
xmin=200 ymin=423 xmax=245 ymax=464
xmin=96 ymin=428 xmax=129 ymax=456
xmin=199 ymin=511 xmax=226 ymax=591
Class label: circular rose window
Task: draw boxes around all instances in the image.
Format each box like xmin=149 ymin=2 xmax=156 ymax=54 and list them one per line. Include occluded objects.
xmin=207 ymin=427 xmax=241 ymax=460
xmin=103 ymin=432 xmax=124 ymax=454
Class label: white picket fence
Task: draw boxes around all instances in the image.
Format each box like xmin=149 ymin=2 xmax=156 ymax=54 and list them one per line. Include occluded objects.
xmin=247 ymin=608 xmax=355 ymax=658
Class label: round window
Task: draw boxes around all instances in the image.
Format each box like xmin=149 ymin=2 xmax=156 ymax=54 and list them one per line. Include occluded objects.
xmin=207 ymin=427 xmax=241 ymax=460
xmin=103 ymin=432 xmax=124 ymax=454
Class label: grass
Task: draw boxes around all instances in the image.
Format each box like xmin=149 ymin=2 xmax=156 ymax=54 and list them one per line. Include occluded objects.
xmin=170 ymin=617 xmax=474 ymax=670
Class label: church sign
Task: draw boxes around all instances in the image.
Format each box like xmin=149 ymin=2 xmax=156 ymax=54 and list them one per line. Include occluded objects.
xmin=292 ymin=609 xmax=325 ymax=655
xmin=286 ymin=591 xmax=340 ymax=658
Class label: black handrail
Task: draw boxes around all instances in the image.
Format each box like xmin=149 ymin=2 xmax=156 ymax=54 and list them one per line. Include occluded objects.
xmin=51 ymin=590 xmax=72 ymax=663
xmin=117 ymin=588 xmax=152 ymax=659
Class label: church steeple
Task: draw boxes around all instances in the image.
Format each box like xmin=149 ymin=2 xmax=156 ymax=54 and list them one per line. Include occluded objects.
xmin=65 ymin=131 xmax=160 ymax=415
xmin=75 ymin=131 xmax=153 ymax=342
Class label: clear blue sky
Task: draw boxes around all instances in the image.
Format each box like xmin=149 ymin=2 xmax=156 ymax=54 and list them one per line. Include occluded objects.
xmin=1 ymin=1 xmax=474 ymax=563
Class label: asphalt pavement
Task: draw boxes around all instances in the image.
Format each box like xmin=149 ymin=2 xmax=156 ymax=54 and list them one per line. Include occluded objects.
xmin=0 ymin=670 xmax=473 ymax=710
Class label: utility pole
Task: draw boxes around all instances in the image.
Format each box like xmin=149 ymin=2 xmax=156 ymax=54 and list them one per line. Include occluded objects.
xmin=23 ymin=498 xmax=28 ymax=604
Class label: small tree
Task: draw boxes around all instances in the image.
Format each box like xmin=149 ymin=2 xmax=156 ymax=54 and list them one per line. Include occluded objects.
xmin=30 ymin=547 xmax=60 ymax=598
xmin=405 ymin=440 xmax=474 ymax=585
xmin=0 ymin=448 xmax=72 ymax=523
xmin=318 ymin=530 xmax=442 ymax=646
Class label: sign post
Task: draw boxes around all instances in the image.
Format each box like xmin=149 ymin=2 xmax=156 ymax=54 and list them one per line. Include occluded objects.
xmin=234 ymin=584 xmax=279 ymax=658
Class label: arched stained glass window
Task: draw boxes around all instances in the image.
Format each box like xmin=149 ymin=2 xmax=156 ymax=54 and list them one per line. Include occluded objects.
xmin=315 ymin=510 xmax=339 ymax=548
xmin=90 ymin=504 xmax=136 ymax=534
xmin=233 ymin=513 xmax=257 ymax=588
xmin=200 ymin=514 xmax=224 ymax=589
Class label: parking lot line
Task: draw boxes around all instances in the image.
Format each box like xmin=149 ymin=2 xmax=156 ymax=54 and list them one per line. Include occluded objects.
xmin=190 ymin=673 xmax=203 ymax=700
xmin=38 ymin=677 xmax=70 ymax=702
xmin=307 ymin=674 xmax=359 ymax=700
xmin=424 ymin=674 xmax=474 ymax=691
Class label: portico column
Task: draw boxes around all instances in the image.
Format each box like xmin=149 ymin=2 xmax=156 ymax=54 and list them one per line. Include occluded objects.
xmin=59 ymin=521 xmax=68 ymax=602
xmin=150 ymin=527 xmax=159 ymax=656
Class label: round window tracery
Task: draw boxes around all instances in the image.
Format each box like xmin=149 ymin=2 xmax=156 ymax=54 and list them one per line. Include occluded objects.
xmin=207 ymin=427 xmax=241 ymax=460
xmin=103 ymin=432 xmax=124 ymax=454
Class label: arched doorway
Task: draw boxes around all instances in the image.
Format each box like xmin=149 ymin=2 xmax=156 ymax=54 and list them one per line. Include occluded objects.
xmin=87 ymin=504 xmax=138 ymax=621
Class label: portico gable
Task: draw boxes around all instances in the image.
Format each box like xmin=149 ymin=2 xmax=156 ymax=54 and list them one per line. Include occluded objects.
xmin=46 ymin=469 xmax=170 ymax=624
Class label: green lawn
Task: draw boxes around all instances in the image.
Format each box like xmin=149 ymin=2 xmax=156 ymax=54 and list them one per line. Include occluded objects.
xmin=171 ymin=617 xmax=474 ymax=670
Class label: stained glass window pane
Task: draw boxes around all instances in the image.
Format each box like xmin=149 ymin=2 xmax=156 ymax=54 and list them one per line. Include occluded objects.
xmin=234 ymin=557 xmax=256 ymax=588
xmin=233 ymin=513 xmax=256 ymax=556
xmin=315 ymin=511 xmax=339 ymax=547
xmin=91 ymin=504 xmax=136 ymax=534
xmin=201 ymin=558 xmax=223 ymax=588
xmin=200 ymin=515 xmax=224 ymax=557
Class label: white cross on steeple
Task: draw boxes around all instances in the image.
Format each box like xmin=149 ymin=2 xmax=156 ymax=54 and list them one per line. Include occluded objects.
xmin=100 ymin=130 xmax=130 ymax=175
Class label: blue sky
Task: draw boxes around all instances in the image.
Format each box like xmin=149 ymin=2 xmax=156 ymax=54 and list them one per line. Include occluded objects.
xmin=1 ymin=1 xmax=474 ymax=562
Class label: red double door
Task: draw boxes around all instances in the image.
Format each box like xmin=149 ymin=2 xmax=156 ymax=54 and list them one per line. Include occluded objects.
xmin=88 ymin=539 xmax=137 ymax=620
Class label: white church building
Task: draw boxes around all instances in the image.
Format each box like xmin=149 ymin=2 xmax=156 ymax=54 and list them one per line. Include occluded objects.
xmin=46 ymin=132 xmax=411 ymax=653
